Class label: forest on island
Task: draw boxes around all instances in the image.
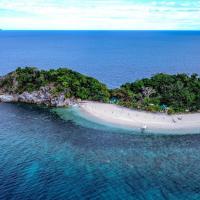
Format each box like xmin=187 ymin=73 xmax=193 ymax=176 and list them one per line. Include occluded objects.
xmin=0 ymin=67 xmax=200 ymax=114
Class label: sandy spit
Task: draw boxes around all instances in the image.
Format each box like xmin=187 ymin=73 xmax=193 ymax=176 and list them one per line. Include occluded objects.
xmin=78 ymin=101 xmax=200 ymax=134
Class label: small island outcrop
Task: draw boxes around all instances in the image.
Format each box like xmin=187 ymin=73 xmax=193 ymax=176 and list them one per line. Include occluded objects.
xmin=0 ymin=67 xmax=200 ymax=114
xmin=0 ymin=67 xmax=110 ymax=107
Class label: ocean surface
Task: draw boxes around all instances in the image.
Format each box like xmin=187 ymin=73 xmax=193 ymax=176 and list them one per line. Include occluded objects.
xmin=0 ymin=31 xmax=200 ymax=88
xmin=1 ymin=103 xmax=200 ymax=200
xmin=1 ymin=31 xmax=200 ymax=199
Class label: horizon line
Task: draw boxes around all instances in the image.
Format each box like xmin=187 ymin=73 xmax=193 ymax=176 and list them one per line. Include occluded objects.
xmin=1 ymin=29 xmax=200 ymax=31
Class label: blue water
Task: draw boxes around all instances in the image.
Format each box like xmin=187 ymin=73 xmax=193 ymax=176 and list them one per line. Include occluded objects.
xmin=1 ymin=31 xmax=200 ymax=199
xmin=0 ymin=31 xmax=200 ymax=88
xmin=1 ymin=103 xmax=200 ymax=200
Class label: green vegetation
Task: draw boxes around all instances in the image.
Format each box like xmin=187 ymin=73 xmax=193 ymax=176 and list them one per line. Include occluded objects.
xmin=111 ymin=73 xmax=200 ymax=113
xmin=0 ymin=67 xmax=110 ymax=102
xmin=0 ymin=67 xmax=200 ymax=113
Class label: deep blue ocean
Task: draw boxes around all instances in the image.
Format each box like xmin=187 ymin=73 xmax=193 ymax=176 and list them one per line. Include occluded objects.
xmin=1 ymin=31 xmax=200 ymax=200
xmin=0 ymin=31 xmax=200 ymax=88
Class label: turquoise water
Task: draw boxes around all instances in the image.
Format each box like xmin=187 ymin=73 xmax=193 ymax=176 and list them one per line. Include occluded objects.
xmin=53 ymin=107 xmax=135 ymax=133
xmin=54 ymin=106 xmax=200 ymax=135
xmin=1 ymin=103 xmax=200 ymax=200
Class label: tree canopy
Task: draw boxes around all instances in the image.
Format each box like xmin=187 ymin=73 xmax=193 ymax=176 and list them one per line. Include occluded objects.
xmin=110 ymin=73 xmax=200 ymax=113
xmin=0 ymin=67 xmax=200 ymax=113
xmin=0 ymin=67 xmax=110 ymax=102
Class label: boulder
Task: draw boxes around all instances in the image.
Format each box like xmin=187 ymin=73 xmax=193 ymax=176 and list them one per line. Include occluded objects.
xmin=0 ymin=94 xmax=18 ymax=102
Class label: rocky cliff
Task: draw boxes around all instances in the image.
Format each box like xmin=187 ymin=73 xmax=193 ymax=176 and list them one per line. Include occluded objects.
xmin=0 ymin=86 xmax=78 ymax=107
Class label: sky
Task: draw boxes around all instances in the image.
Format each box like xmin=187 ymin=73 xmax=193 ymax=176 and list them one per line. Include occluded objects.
xmin=0 ymin=0 xmax=200 ymax=30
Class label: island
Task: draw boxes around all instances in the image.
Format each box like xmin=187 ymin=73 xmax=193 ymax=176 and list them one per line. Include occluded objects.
xmin=0 ymin=67 xmax=200 ymax=132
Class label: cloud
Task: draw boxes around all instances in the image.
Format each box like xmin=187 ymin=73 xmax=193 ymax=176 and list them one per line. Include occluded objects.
xmin=0 ymin=0 xmax=200 ymax=30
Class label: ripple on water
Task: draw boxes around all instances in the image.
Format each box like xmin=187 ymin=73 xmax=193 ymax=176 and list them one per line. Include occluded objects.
xmin=0 ymin=103 xmax=200 ymax=199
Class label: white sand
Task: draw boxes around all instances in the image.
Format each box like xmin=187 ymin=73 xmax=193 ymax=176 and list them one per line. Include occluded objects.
xmin=78 ymin=101 xmax=200 ymax=133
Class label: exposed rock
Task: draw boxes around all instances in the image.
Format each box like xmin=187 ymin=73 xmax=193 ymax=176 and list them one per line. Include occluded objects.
xmin=0 ymin=94 xmax=18 ymax=102
xmin=18 ymin=87 xmax=52 ymax=106
xmin=0 ymin=86 xmax=77 ymax=107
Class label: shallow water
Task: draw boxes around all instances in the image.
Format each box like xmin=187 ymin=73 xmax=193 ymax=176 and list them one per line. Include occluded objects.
xmin=1 ymin=103 xmax=200 ymax=200
xmin=53 ymin=106 xmax=135 ymax=133
xmin=53 ymin=106 xmax=200 ymax=135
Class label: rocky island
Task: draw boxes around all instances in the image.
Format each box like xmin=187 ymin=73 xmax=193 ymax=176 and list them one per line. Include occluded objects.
xmin=0 ymin=67 xmax=110 ymax=107
xmin=0 ymin=67 xmax=200 ymax=114
xmin=0 ymin=67 xmax=200 ymax=133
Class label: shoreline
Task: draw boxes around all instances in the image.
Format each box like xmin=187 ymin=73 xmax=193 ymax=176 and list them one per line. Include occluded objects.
xmin=1 ymin=93 xmax=200 ymax=134
xmin=78 ymin=101 xmax=200 ymax=134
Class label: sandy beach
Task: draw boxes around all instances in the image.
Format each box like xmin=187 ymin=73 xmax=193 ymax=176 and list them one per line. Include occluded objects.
xmin=79 ymin=101 xmax=200 ymax=133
